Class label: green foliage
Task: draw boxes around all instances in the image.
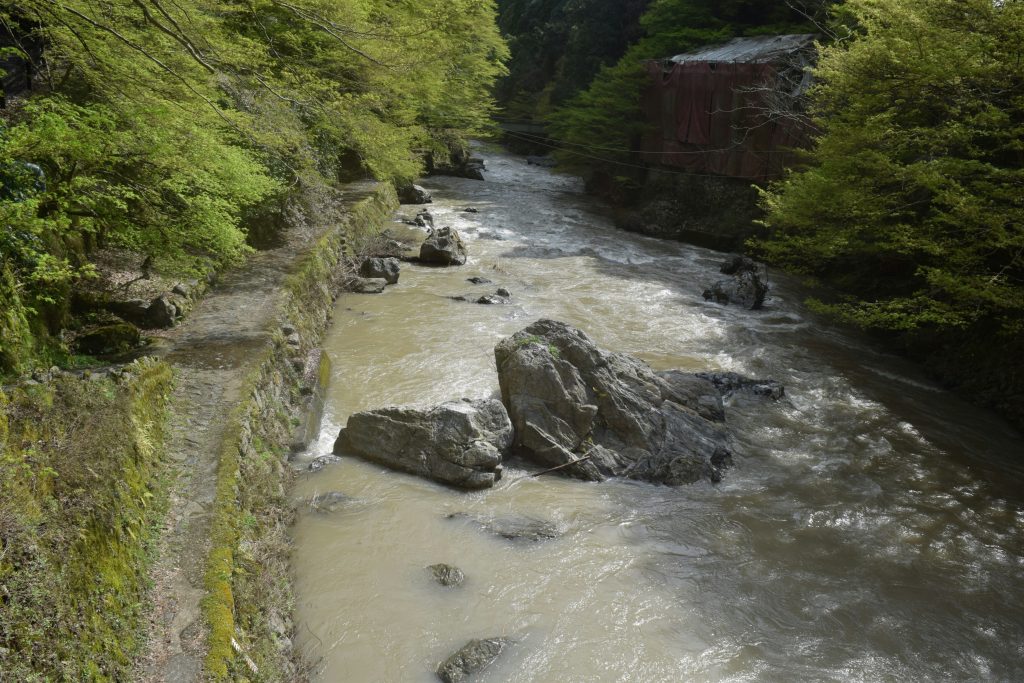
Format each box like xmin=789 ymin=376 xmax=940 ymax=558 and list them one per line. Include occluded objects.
xmin=0 ymin=260 xmax=34 ymax=373
xmin=544 ymin=0 xmax=820 ymax=169
xmin=0 ymin=0 xmax=507 ymax=373
xmin=495 ymin=0 xmax=650 ymax=119
xmin=0 ymin=360 xmax=173 ymax=681
xmin=755 ymin=0 xmax=1024 ymax=335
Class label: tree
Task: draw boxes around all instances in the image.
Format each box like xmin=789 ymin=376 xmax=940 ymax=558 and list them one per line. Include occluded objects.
xmin=755 ymin=0 xmax=1024 ymax=336
xmin=0 ymin=0 xmax=508 ymax=373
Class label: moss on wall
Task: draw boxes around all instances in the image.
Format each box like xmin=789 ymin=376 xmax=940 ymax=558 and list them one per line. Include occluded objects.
xmin=0 ymin=359 xmax=173 ymax=681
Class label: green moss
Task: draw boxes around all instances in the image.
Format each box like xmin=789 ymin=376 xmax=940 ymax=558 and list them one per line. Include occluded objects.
xmin=0 ymin=260 xmax=35 ymax=375
xmin=75 ymin=323 xmax=142 ymax=355
xmin=0 ymin=359 xmax=173 ymax=681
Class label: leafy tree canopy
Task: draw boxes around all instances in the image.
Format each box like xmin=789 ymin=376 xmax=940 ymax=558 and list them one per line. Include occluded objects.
xmin=0 ymin=0 xmax=507 ymax=372
xmin=755 ymin=0 xmax=1024 ymax=336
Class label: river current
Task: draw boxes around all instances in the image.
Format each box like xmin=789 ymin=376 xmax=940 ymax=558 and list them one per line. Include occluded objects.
xmin=291 ymin=150 xmax=1024 ymax=682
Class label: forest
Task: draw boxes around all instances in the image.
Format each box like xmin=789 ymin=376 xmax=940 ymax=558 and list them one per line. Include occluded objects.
xmin=495 ymin=0 xmax=1024 ymax=424
xmin=3 ymin=0 xmax=1021 ymax=418
xmin=0 ymin=0 xmax=507 ymax=373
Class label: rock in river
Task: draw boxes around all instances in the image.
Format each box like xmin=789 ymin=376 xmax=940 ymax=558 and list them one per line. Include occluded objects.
xmin=702 ymin=255 xmax=768 ymax=309
xmin=359 ymin=257 xmax=401 ymax=285
xmin=494 ymin=319 xmax=734 ymax=485
xmin=446 ymin=512 xmax=559 ymax=542
xmin=696 ymin=371 xmax=785 ymax=400
xmin=437 ymin=638 xmax=509 ymax=683
xmin=428 ymin=563 xmax=465 ymax=587
xmin=333 ymin=398 xmax=512 ymax=489
xmin=420 ymin=226 xmax=467 ymax=266
xmin=397 ymin=183 xmax=432 ymax=204
xmin=350 ymin=277 xmax=388 ymax=294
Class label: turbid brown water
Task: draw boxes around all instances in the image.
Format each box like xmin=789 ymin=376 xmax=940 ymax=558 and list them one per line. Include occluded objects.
xmin=291 ymin=151 xmax=1024 ymax=682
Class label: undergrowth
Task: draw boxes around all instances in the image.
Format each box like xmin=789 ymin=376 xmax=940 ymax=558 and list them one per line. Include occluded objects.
xmin=0 ymin=359 xmax=173 ymax=681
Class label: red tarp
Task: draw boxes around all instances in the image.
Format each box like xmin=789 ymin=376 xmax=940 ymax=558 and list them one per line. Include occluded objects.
xmin=641 ymin=61 xmax=807 ymax=181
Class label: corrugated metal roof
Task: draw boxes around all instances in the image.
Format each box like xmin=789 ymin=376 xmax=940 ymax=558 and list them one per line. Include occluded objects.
xmin=669 ymin=34 xmax=817 ymax=64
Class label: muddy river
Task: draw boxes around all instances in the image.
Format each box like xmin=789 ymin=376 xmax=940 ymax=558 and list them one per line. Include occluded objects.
xmin=291 ymin=150 xmax=1024 ymax=681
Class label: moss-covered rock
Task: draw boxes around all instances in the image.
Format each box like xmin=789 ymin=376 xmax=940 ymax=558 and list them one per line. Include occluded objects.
xmin=75 ymin=322 xmax=142 ymax=355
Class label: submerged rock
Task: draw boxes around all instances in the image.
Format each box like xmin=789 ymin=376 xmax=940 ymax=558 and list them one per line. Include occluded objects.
xmin=359 ymin=257 xmax=401 ymax=285
xmin=307 ymin=491 xmax=355 ymax=513
xmin=695 ymin=371 xmax=785 ymax=400
xmin=526 ymin=155 xmax=557 ymax=167
xmin=397 ymin=183 xmax=432 ymax=204
xmin=420 ymin=227 xmax=467 ymax=266
xmin=350 ymin=277 xmax=388 ymax=294
xmin=307 ymin=454 xmax=342 ymax=472
xmin=415 ymin=210 xmax=435 ymax=228
xmin=466 ymin=276 xmax=492 ymax=285
xmin=428 ymin=563 xmax=466 ymax=587
xmin=333 ymin=398 xmax=512 ymax=489
xmin=437 ymin=638 xmax=509 ymax=683
xmin=702 ymin=255 xmax=768 ymax=309
xmin=447 ymin=512 xmax=559 ymax=542
xmin=476 ymin=288 xmax=511 ymax=305
xmin=494 ymin=319 xmax=733 ymax=485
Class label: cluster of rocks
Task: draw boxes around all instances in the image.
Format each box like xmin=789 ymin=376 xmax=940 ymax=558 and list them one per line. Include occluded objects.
xmin=331 ymin=319 xmax=782 ymax=490
xmin=71 ymin=278 xmax=206 ymax=357
xmin=108 ymin=279 xmax=203 ymax=329
xmin=450 ymin=283 xmax=511 ymax=305
xmin=9 ymin=363 xmax=146 ymax=387
xmin=702 ymin=255 xmax=769 ymax=310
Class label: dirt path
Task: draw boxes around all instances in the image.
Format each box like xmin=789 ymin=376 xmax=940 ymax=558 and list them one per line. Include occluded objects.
xmin=137 ymin=183 xmax=377 ymax=681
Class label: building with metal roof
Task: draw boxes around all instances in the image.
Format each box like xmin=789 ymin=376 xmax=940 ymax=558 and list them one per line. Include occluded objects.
xmin=669 ymin=34 xmax=817 ymax=65
xmin=641 ymin=34 xmax=818 ymax=181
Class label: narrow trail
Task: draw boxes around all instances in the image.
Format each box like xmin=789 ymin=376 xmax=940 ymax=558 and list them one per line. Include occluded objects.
xmin=136 ymin=182 xmax=377 ymax=682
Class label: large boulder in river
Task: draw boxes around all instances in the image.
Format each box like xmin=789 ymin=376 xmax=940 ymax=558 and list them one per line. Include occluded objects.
xmin=702 ymin=255 xmax=768 ymax=309
xmin=420 ymin=226 xmax=467 ymax=266
xmin=359 ymin=257 xmax=400 ymax=284
xmin=396 ymin=182 xmax=432 ymax=204
xmin=333 ymin=398 xmax=512 ymax=489
xmin=494 ymin=320 xmax=733 ymax=485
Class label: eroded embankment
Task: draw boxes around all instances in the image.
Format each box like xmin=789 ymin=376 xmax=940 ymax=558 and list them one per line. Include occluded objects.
xmin=0 ymin=360 xmax=173 ymax=681
xmin=136 ymin=181 xmax=396 ymax=682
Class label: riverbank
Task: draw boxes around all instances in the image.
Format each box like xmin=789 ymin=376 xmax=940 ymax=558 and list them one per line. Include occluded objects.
xmin=0 ymin=180 xmax=395 ymax=681
xmin=138 ymin=181 xmax=395 ymax=681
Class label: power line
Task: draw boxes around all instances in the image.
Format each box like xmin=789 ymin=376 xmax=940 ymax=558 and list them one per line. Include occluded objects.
xmin=501 ymin=130 xmax=787 ymax=181
xmin=506 ymin=127 xmax=795 ymax=157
